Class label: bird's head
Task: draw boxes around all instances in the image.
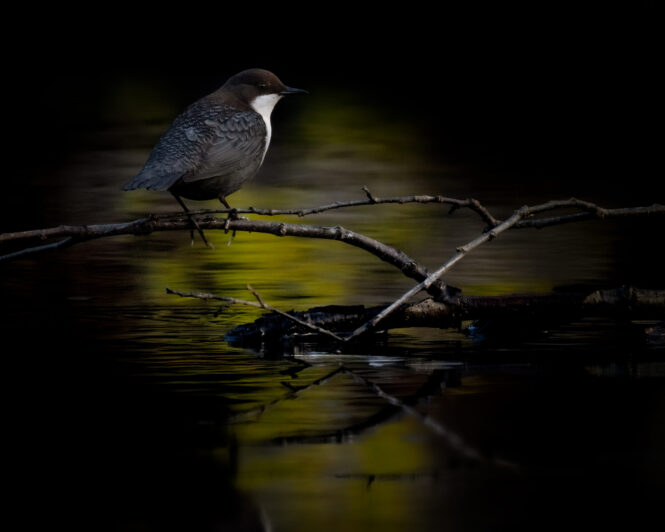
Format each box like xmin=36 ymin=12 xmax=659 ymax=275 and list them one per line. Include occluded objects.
xmin=223 ymin=68 xmax=307 ymax=117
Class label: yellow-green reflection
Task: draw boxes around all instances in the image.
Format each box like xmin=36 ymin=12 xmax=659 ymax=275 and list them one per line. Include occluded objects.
xmin=3 ymin=75 xmax=657 ymax=532
xmin=112 ymin=87 xmax=621 ymax=312
xmin=235 ymin=406 xmax=448 ymax=531
xmin=224 ymin=357 xmax=483 ymax=531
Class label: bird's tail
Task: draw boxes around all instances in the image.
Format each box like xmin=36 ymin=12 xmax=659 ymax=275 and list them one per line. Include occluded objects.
xmin=122 ymin=169 xmax=178 ymax=191
xmin=122 ymin=178 xmax=140 ymax=191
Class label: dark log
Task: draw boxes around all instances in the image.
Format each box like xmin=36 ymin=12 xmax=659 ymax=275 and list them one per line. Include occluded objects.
xmin=222 ymin=287 xmax=665 ymax=348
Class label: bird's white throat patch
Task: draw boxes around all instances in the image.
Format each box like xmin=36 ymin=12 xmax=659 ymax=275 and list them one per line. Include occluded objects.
xmin=250 ymin=94 xmax=283 ymax=160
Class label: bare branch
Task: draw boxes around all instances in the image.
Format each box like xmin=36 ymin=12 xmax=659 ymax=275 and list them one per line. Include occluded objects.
xmin=344 ymin=207 xmax=529 ymax=340
xmin=2 ymin=197 xmax=662 ymax=249
xmin=147 ymin=191 xmax=501 ymax=228
xmin=342 ymin=200 xmax=665 ymax=339
xmin=165 ymin=287 xmax=263 ymax=308
xmin=0 ymin=216 xmax=157 ymax=244
xmin=166 ymin=287 xmax=346 ymax=342
xmin=2 ymin=195 xmax=663 ymax=306
xmin=0 ymin=237 xmax=77 ymax=262
xmin=168 ymin=286 xmax=665 ymax=348
xmin=2 ymin=215 xmax=451 ymax=298
xmin=515 ymin=202 xmax=665 ymax=229
xmin=362 ymin=185 xmax=378 ymax=203
xmin=246 ymin=284 xmax=268 ymax=308
xmin=170 ymin=198 xmax=665 ymax=345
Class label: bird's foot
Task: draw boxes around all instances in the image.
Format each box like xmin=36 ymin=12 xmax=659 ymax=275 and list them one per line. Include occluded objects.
xmin=204 ymin=236 xmax=216 ymax=250
xmin=173 ymin=193 xmax=214 ymax=249
xmin=223 ymin=209 xmax=247 ymax=231
xmin=190 ymin=217 xmax=214 ymax=249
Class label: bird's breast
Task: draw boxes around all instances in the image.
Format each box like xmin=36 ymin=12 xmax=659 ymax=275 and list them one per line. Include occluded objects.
xmin=250 ymin=94 xmax=283 ymax=162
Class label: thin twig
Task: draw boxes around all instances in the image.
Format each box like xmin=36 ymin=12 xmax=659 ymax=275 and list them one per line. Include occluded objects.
xmin=146 ymin=192 xmax=501 ymax=228
xmin=0 ymin=237 xmax=78 ymax=262
xmin=247 ymin=284 xmax=267 ymax=308
xmin=165 ymin=287 xmax=262 ymax=307
xmin=166 ymin=287 xmax=346 ymax=342
xmin=5 ymin=196 xmax=661 ymax=250
xmin=515 ymin=202 xmax=665 ymax=229
xmin=171 ymin=200 xmax=631 ymax=342
xmin=0 ymin=217 xmax=157 ymax=244
xmin=3 ymin=197 xmax=663 ymax=248
xmin=3 ymin=195 xmax=663 ymax=303
xmin=164 ymin=196 xmax=665 ymax=343
xmin=342 ymin=199 xmax=665 ymax=339
xmin=343 ymin=207 xmax=529 ymax=340
xmin=362 ymin=185 xmax=378 ymax=203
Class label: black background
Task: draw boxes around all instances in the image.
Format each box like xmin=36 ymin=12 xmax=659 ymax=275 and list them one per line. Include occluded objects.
xmin=2 ymin=5 xmax=663 ymax=530
xmin=5 ymin=3 xmax=661 ymax=201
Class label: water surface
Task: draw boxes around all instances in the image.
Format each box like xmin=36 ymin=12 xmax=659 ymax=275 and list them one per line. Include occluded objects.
xmin=2 ymin=83 xmax=664 ymax=531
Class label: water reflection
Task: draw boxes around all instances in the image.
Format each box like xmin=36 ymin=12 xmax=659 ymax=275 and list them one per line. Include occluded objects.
xmin=2 ymin=84 xmax=664 ymax=530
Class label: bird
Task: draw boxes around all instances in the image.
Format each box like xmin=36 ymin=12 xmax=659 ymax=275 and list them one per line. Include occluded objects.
xmin=123 ymin=68 xmax=307 ymax=247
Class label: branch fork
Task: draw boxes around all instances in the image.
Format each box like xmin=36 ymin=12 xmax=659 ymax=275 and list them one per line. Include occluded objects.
xmin=166 ymin=197 xmax=663 ymax=343
xmin=3 ymin=189 xmax=664 ymax=343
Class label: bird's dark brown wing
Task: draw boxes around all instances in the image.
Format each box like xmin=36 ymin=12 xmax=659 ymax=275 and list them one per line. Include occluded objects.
xmin=123 ymin=98 xmax=266 ymax=191
xmin=181 ymin=111 xmax=266 ymax=183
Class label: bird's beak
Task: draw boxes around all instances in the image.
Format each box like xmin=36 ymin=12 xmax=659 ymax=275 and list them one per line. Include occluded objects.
xmin=280 ymin=86 xmax=308 ymax=95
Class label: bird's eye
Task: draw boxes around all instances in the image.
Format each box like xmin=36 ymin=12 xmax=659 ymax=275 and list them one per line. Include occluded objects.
xmin=257 ymin=82 xmax=268 ymax=90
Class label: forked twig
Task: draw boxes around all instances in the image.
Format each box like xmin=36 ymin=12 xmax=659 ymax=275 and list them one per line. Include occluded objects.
xmin=3 ymin=192 xmax=662 ymax=266
xmin=343 ymin=207 xmax=528 ymax=339
xmin=165 ymin=197 xmax=665 ymax=342
xmin=166 ymin=287 xmax=346 ymax=342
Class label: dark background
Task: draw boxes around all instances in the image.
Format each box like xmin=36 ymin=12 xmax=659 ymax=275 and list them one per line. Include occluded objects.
xmin=5 ymin=3 xmax=661 ymax=204
xmin=2 ymin=5 xmax=663 ymax=530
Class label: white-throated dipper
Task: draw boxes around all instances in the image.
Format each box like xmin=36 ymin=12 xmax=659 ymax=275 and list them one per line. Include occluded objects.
xmin=123 ymin=68 xmax=306 ymax=246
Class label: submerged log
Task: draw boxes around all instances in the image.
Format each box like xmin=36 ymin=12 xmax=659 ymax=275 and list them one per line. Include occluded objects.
xmin=224 ymin=286 xmax=665 ymax=347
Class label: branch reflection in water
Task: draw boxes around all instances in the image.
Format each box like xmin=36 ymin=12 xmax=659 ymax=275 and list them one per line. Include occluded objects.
xmin=2 ymin=82 xmax=663 ymax=531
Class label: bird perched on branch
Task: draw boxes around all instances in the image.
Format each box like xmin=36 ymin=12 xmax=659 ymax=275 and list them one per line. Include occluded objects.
xmin=123 ymin=68 xmax=307 ymax=247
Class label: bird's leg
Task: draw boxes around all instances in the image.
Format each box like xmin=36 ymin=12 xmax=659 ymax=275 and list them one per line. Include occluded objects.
xmin=219 ymin=196 xmax=248 ymax=221
xmin=220 ymin=196 xmax=238 ymax=244
xmin=219 ymin=196 xmax=236 ymax=216
xmin=172 ymin=193 xmax=214 ymax=249
xmin=220 ymin=196 xmax=237 ymax=229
